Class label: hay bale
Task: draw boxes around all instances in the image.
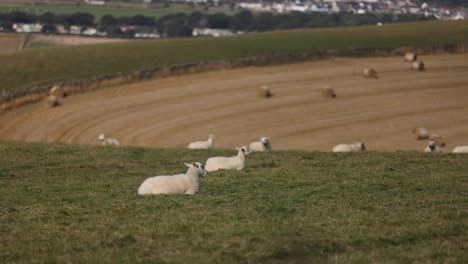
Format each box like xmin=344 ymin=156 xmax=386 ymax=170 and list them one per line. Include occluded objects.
xmin=404 ymin=52 xmax=417 ymax=62
xmin=49 ymin=85 xmax=66 ymax=98
xmin=257 ymin=85 xmax=273 ymax=98
xmin=363 ymin=68 xmax=378 ymax=79
xmin=412 ymin=61 xmax=425 ymax=71
xmin=412 ymin=127 xmax=429 ymax=140
xmin=45 ymin=95 xmax=60 ymax=108
xmin=321 ymin=86 xmax=336 ymax=98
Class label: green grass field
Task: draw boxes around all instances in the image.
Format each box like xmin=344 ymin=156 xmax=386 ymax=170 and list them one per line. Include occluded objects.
xmin=0 ymin=141 xmax=466 ymax=263
xmin=0 ymin=3 xmax=234 ymax=19
xmin=1 ymin=20 xmax=467 ymax=92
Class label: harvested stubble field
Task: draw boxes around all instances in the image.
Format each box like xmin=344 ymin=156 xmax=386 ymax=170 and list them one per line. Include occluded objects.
xmin=1 ymin=53 xmax=467 ymax=152
xmin=0 ymin=141 xmax=466 ymax=263
xmin=0 ymin=33 xmax=25 ymax=54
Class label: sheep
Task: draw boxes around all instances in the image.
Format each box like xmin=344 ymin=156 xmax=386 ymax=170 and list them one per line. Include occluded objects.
xmin=249 ymin=136 xmax=271 ymax=152
xmin=188 ymin=134 xmax=215 ymax=150
xmin=98 ymin=133 xmax=120 ymax=146
xmin=363 ymin=68 xmax=378 ymax=79
xmin=424 ymin=141 xmax=443 ymax=153
xmin=205 ymin=146 xmax=252 ymax=172
xmin=404 ymin=52 xmax=417 ymax=62
xmin=332 ymin=142 xmax=366 ymax=153
xmin=452 ymin=146 xmax=468 ymax=153
xmin=412 ymin=61 xmax=425 ymax=71
xmin=138 ymin=162 xmax=207 ymax=195
xmin=412 ymin=127 xmax=429 ymax=140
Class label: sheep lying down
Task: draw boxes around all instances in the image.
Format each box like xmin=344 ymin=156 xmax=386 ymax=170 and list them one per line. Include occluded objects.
xmin=332 ymin=142 xmax=366 ymax=152
xmin=205 ymin=146 xmax=252 ymax=172
xmin=424 ymin=141 xmax=443 ymax=153
xmin=188 ymin=134 xmax=215 ymax=150
xmin=98 ymin=133 xmax=120 ymax=146
xmin=452 ymin=146 xmax=468 ymax=153
xmin=249 ymin=136 xmax=271 ymax=152
xmin=138 ymin=162 xmax=207 ymax=195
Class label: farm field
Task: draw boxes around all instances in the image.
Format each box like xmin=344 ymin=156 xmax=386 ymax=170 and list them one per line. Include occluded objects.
xmin=27 ymin=34 xmax=130 ymax=47
xmin=1 ymin=54 xmax=467 ymax=152
xmin=0 ymin=141 xmax=466 ymax=263
xmin=0 ymin=33 xmax=25 ymax=54
xmin=1 ymin=20 xmax=467 ymax=91
xmin=0 ymin=3 xmax=234 ymax=19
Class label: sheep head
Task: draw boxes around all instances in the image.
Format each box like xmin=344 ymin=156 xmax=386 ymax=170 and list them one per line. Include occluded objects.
xmin=185 ymin=162 xmax=207 ymax=177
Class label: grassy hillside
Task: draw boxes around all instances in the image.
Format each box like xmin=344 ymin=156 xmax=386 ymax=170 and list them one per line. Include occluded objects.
xmin=1 ymin=20 xmax=468 ymax=91
xmin=0 ymin=3 xmax=233 ymax=19
xmin=0 ymin=141 xmax=466 ymax=263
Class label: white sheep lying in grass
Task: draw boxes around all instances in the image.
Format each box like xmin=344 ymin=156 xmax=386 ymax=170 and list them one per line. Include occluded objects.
xmin=249 ymin=136 xmax=271 ymax=152
xmin=98 ymin=133 xmax=120 ymax=146
xmin=205 ymin=146 xmax=252 ymax=172
xmin=332 ymin=142 xmax=366 ymax=152
xmin=138 ymin=162 xmax=207 ymax=195
xmin=188 ymin=134 xmax=215 ymax=150
xmin=452 ymin=146 xmax=468 ymax=153
xmin=424 ymin=141 xmax=443 ymax=153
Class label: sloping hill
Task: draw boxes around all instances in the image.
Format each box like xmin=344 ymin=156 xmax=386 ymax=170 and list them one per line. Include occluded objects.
xmin=1 ymin=20 xmax=467 ymax=91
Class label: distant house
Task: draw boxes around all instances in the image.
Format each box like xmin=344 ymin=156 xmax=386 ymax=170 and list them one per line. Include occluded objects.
xmin=13 ymin=23 xmax=43 ymax=33
xmin=134 ymin=32 xmax=160 ymax=39
xmin=192 ymin=28 xmax=239 ymax=37
xmin=84 ymin=0 xmax=106 ymax=5
xmin=69 ymin=25 xmax=82 ymax=35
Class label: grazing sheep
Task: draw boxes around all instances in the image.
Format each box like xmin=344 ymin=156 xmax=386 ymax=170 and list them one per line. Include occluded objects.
xmin=412 ymin=61 xmax=425 ymax=71
xmin=249 ymin=136 xmax=271 ymax=152
xmin=188 ymin=134 xmax=215 ymax=150
xmin=363 ymin=68 xmax=378 ymax=79
xmin=45 ymin=95 xmax=60 ymax=108
xmin=257 ymin=85 xmax=273 ymax=98
xmin=412 ymin=127 xmax=429 ymax=140
xmin=332 ymin=142 xmax=366 ymax=153
xmin=404 ymin=52 xmax=418 ymax=62
xmin=321 ymin=86 xmax=336 ymax=98
xmin=98 ymin=133 xmax=120 ymax=146
xmin=205 ymin=146 xmax=252 ymax=172
xmin=452 ymin=146 xmax=468 ymax=153
xmin=424 ymin=141 xmax=443 ymax=153
xmin=138 ymin=162 xmax=207 ymax=195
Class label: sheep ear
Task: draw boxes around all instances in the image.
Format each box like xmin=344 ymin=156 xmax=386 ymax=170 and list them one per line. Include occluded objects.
xmin=236 ymin=147 xmax=240 ymax=150
xmin=184 ymin=163 xmax=191 ymax=167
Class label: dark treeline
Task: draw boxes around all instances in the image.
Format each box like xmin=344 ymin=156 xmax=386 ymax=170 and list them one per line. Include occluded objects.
xmin=0 ymin=10 xmax=435 ymax=38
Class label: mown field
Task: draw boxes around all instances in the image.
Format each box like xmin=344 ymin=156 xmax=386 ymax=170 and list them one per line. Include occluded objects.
xmin=0 ymin=141 xmax=466 ymax=263
xmin=0 ymin=33 xmax=25 ymax=54
xmin=1 ymin=20 xmax=467 ymax=91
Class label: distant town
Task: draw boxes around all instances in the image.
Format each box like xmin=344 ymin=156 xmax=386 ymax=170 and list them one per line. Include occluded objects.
xmin=0 ymin=0 xmax=465 ymax=39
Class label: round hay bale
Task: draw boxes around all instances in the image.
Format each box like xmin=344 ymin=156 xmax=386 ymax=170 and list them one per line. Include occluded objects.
xmin=412 ymin=127 xmax=429 ymax=140
xmin=363 ymin=68 xmax=378 ymax=79
xmin=49 ymin=85 xmax=66 ymax=98
xmin=45 ymin=95 xmax=60 ymax=108
xmin=321 ymin=86 xmax=336 ymax=98
xmin=257 ymin=85 xmax=273 ymax=98
xmin=412 ymin=61 xmax=425 ymax=71
xmin=404 ymin=52 xmax=417 ymax=62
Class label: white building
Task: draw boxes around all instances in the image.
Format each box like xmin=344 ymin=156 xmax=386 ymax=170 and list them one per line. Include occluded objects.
xmin=13 ymin=23 xmax=43 ymax=33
